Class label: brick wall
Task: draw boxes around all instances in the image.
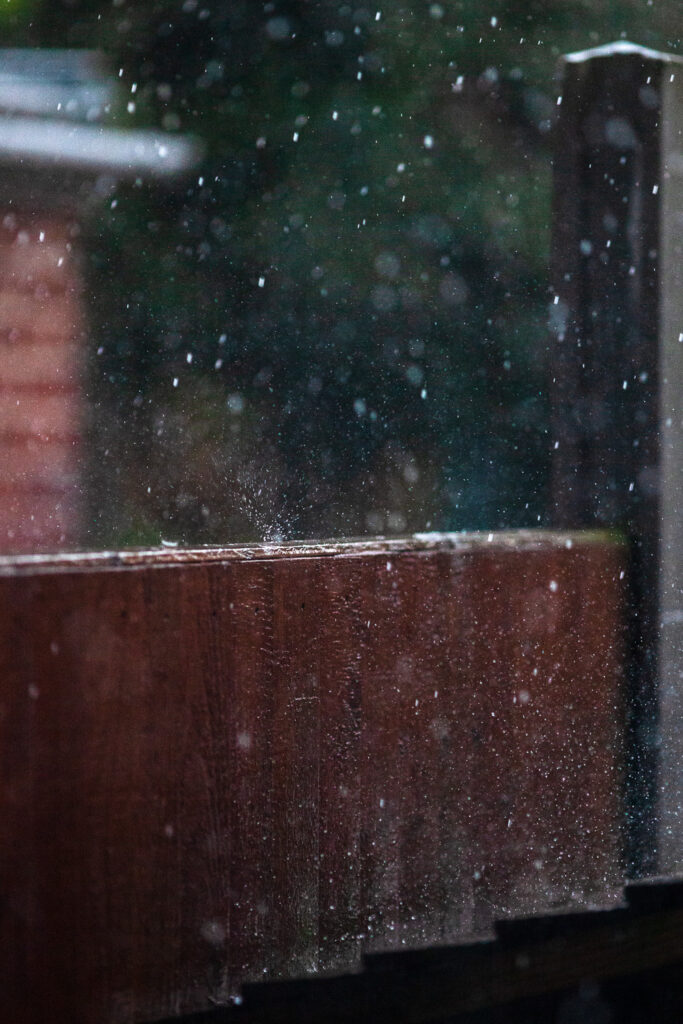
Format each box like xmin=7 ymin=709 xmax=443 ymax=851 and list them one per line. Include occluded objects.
xmin=0 ymin=211 xmax=85 ymax=552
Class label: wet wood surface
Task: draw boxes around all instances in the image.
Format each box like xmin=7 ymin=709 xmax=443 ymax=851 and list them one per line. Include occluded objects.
xmin=173 ymin=876 xmax=683 ymax=1024
xmin=0 ymin=532 xmax=625 ymax=1023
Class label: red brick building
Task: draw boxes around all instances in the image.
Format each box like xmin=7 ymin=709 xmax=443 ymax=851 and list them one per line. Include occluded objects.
xmin=0 ymin=50 xmax=198 ymax=552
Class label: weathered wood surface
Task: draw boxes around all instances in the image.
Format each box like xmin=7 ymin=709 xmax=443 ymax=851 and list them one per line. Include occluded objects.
xmin=166 ymin=877 xmax=683 ymax=1024
xmin=0 ymin=532 xmax=624 ymax=1023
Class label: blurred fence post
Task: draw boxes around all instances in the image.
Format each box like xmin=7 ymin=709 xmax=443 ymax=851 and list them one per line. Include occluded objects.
xmin=549 ymin=42 xmax=683 ymax=877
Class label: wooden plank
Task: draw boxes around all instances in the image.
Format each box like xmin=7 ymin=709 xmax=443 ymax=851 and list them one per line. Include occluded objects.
xmin=317 ymin=562 xmax=362 ymax=970
xmin=0 ymin=532 xmax=624 ymax=1022
xmin=432 ymin=549 xmax=476 ymax=942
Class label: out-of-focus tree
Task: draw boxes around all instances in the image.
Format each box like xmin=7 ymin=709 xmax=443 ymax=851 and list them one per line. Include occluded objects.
xmin=4 ymin=1 xmax=681 ymax=543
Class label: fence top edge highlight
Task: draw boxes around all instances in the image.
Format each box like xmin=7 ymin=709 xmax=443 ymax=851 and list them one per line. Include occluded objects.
xmin=0 ymin=529 xmax=623 ymax=575
xmin=563 ymin=39 xmax=683 ymax=65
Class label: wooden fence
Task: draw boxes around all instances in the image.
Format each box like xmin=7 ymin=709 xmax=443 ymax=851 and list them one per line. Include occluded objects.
xmin=0 ymin=533 xmax=623 ymax=1023
xmin=189 ymin=877 xmax=683 ymax=1024
xmin=4 ymin=38 xmax=683 ymax=1024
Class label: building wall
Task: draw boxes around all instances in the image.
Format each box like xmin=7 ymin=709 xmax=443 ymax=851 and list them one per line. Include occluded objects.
xmin=0 ymin=211 xmax=84 ymax=552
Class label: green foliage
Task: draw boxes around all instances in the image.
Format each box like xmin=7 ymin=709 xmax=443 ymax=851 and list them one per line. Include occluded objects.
xmin=12 ymin=0 xmax=683 ymax=542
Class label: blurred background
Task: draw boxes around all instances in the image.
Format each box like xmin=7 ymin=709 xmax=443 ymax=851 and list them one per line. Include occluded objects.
xmin=1 ymin=0 xmax=680 ymax=548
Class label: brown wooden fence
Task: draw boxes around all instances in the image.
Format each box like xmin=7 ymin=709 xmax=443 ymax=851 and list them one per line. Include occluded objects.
xmin=213 ymin=877 xmax=683 ymax=1024
xmin=0 ymin=532 xmax=624 ymax=1023
xmin=7 ymin=37 xmax=683 ymax=1024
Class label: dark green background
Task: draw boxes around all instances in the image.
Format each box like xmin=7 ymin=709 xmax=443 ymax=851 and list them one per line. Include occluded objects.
xmin=4 ymin=1 xmax=679 ymax=544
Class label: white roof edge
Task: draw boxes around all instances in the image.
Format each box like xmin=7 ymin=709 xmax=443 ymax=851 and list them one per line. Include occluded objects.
xmin=565 ymin=40 xmax=683 ymax=64
xmin=0 ymin=116 xmax=202 ymax=179
xmin=0 ymin=82 xmax=115 ymax=121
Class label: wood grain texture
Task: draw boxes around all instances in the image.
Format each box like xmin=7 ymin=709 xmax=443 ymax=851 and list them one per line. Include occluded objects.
xmin=219 ymin=877 xmax=683 ymax=1024
xmin=0 ymin=532 xmax=624 ymax=1023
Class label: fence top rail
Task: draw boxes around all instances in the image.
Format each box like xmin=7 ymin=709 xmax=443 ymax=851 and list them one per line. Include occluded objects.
xmin=564 ymin=40 xmax=683 ymax=64
xmin=0 ymin=529 xmax=622 ymax=576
